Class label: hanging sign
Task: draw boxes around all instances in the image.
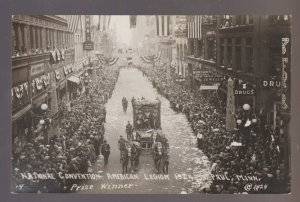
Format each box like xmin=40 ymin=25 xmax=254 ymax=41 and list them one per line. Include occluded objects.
xmin=234 ymin=82 xmax=256 ymax=96
xmin=281 ymin=37 xmax=291 ymax=112
xmin=83 ymin=15 xmax=94 ymax=50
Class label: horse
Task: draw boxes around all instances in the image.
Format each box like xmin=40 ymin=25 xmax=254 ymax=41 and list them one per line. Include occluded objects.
xmin=127 ymin=142 xmax=141 ymax=172
xmin=120 ymin=149 xmax=129 ymax=174
xmin=122 ymin=97 xmax=128 ymax=113
xmin=152 ymin=141 xmax=169 ymax=174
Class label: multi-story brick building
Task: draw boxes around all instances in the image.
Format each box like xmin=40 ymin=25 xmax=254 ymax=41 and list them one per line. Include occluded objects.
xmin=186 ymin=15 xmax=291 ymax=172
xmin=11 ymin=15 xmax=93 ymax=154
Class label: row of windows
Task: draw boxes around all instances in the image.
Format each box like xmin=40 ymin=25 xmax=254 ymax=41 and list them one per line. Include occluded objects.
xmin=220 ymin=37 xmax=253 ymax=46
xmin=220 ymin=45 xmax=254 ymax=73
xmin=12 ymin=22 xmax=74 ymax=57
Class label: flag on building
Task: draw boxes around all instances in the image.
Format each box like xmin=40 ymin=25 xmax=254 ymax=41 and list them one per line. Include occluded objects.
xmin=66 ymin=15 xmax=80 ymax=33
xmin=130 ymin=15 xmax=137 ymax=29
xmin=98 ymin=15 xmax=110 ymax=31
xmin=155 ymin=15 xmax=171 ymax=36
xmin=187 ymin=15 xmax=202 ymax=39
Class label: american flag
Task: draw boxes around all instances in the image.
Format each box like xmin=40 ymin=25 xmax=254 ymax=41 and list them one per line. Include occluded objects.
xmin=156 ymin=15 xmax=171 ymax=37
xmin=66 ymin=15 xmax=80 ymax=33
xmin=187 ymin=15 xmax=202 ymax=39
xmin=98 ymin=15 xmax=111 ymax=31
xmin=130 ymin=15 xmax=137 ymax=29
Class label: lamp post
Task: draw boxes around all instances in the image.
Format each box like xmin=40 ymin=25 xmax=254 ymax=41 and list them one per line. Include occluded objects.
xmin=235 ymin=103 xmax=258 ymax=144
xmin=40 ymin=103 xmax=51 ymax=144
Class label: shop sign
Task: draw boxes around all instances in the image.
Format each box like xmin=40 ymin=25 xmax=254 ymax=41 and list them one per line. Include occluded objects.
xmin=281 ymin=37 xmax=290 ymax=112
xmin=234 ymin=83 xmax=256 ymax=96
xmin=31 ymin=63 xmax=45 ymax=77
xmin=261 ymin=79 xmax=281 ymax=88
xmin=196 ymin=76 xmax=224 ymax=83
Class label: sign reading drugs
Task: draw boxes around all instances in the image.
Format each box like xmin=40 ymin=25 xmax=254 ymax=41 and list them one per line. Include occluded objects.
xmin=281 ymin=37 xmax=291 ymax=112
xmin=234 ymin=82 xmax=256 ymax=96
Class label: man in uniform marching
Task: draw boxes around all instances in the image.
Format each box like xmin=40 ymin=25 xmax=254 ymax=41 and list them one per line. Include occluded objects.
xmin=101 ymin=140 xmax=110 ymax=166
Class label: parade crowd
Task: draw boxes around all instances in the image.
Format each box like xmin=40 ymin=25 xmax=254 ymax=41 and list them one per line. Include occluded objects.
xmin=12 ymin=66 xmax=120 ymax=193
xmin=139 ymin=63 xmax=290 ymax=194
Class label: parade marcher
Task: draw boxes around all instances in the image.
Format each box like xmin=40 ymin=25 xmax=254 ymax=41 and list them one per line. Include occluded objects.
xmin=125 ymin=121 xmax=133 ymax=140
xmin=196 ymin=132 xmax=203 ymax=149
xmin=101 ymin=140 xmax=110 ymax=166
xmin=118 ymin=135 xmax=127 ymax=155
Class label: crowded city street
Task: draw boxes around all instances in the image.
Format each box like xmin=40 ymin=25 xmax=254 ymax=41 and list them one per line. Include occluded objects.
xmin=11 ymin=15 xmax=291 ymax=194
xmin=78 ymin=67 xmax=212 ymax=194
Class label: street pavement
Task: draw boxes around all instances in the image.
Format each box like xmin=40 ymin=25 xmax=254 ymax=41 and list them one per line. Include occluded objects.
xmin=78 ymin=68 xmax=212 ymax=194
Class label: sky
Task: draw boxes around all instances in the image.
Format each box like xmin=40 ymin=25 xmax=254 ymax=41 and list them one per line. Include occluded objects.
xmin=93 ymin=15 xmax=132 ymax=45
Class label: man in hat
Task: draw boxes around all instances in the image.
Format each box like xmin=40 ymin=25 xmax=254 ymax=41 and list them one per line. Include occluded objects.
xmin=196 ymin=132 xmax=203 ymax=149
xmin=101 ymin=140 xmax=110 ymax=166
xmin=125 ymin=121 xmax=133 ymax=141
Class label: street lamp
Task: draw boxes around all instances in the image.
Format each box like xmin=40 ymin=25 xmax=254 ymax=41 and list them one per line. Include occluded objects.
xmin=40 ymin=103 xmax=51 ymax=144
xmin=243 ymin=103 xmax=251 ymax=111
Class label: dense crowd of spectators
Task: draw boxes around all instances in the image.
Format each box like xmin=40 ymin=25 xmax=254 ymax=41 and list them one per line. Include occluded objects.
xmin=12 ymin=66 xmax=120 ymax=193
xmin=138 ymin=63 xmax=290 ymax=194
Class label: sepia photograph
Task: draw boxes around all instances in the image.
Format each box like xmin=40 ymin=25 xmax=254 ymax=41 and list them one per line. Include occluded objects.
xmin=11 ymin=15 xmax=291 ymax=194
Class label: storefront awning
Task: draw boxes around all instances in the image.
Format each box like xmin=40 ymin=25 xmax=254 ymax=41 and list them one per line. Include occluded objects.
xmin=12 ymin=104 xmax=32 ymax=122
xmin=68 ymin=76 xmax=80 ymax=84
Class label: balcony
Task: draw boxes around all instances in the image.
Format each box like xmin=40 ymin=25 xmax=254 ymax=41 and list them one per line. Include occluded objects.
xmin=12 ymin=48 xmax=75 ymax=69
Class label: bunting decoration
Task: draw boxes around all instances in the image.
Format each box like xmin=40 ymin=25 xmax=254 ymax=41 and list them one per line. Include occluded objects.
xmin=14 ymin=84 xmax=24 ymax=99
xmin=35 ymin=77 xmax=43 ymax=90
xmin=64 ymin=66 xmax=69 ymax=76
xmin=56 ymin=50 xmax=61 ymax=62
xmin=140 ymin=52 xmax=161 ymax=64
xmin=23 ymin=82 xmax=29 ymax=95
xmin=68 ymin=66 xmax=72 ymax=73
xmin=97 ymin=55 xmax=119 ymax=66
xmin=51 ymin=51 xmax=56 ymax=64
xmin=55 ymin=70 xmax=61 ymax=80
xmin=32 ymin=80 xmax=35 ymax=94
xmin=41 ymin=74 xmax=50 ymax=87
xmin=60 ymin=49 xmax=65 ymax=61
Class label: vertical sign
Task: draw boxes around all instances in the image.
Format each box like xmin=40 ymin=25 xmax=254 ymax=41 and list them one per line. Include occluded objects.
xmin=281 ymin=37 xmax=290 ymax=112
xmin=85 ymin=15 xmax=91 ymax=42
xmin=83 ymin=15 xmax=94 ymax=50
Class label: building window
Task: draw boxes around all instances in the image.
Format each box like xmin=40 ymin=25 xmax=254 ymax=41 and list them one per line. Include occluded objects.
xmin=220 ymin=46 xmax=224 ymax=66
xmin=246 ymin=37 xmax=253 ymax=46
xmin=221 ymin=15 xmax=232 ymax=28
xmin=248 ymin=15 xmax=254 ymax=24
xmin=227 ymin=46 xmax=232 ymax=68
xmin=246 ymin=47 xmax=253 ymax=73
xmin=236 ymin=37 xmax=241 ymax=45
xmin=236 ymin=47 xmax=241 ymax=70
